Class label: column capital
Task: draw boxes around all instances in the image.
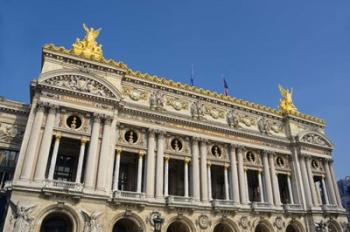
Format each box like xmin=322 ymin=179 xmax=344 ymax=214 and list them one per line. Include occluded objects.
xmin=184 ymin=157 xmax=191 ymax=164
xmin=164 ymin=155 xmax=170 ymax=161
xmin=230 ymin=143 xmax=238 ymax=149
xmin=54 ymin=132 xmax=62 ymax=140
xmin=224 ymin=163 xmax=230 ymax=169
xmin=48 ymin=103 xmax=59 ymax=113
xmin=36 ymin=101 xmax=47 ymax=112
xmin=237 ymin=145 xmax=246 ymax=152
xmin=156 ymin=129 xmax=166 ymax=137
xmin=104 ymin=116 xmax=113 ymax=125
xmin=148 ymin=128 xmax=156 ymax=136
xmin=116 ymin=146 xmax=122 ymax=155
xmin=139 ymin=150 xmax=146 ymax=157
xmin=93 ymin=113 xmax=103 ymax=122
xmin=81 ymin=137 xmax=88 ymax=144
xmin=207 ymin=161 xmax=212 ymax=167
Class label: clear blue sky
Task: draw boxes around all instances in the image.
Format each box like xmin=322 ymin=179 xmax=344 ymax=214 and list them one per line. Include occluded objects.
xmin=1 ymin=0 xmax=349 ymax=179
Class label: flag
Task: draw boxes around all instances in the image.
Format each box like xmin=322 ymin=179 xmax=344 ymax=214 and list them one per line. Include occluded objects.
xmin=223 ymin=77 xmax=229 ymax=96
xmin=190 ymin=64 xmax=194 ymax=86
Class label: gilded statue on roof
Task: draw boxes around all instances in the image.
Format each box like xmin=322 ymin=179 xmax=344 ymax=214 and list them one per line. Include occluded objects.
xmin=72 ymin=24 xmax=103 ymax=61
xmin=278 ymin=84 xmax=297 ymax=115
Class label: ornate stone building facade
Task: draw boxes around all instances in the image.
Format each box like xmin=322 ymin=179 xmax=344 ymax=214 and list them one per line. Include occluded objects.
xmin=1 ymin=25 xmax=349 ymax=231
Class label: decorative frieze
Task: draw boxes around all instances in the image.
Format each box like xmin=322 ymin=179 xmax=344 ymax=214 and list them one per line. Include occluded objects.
xmin=204 ymin=105 xmax=225 ymax=119
xmin=258 ymin=117 xmax=283 ymax=135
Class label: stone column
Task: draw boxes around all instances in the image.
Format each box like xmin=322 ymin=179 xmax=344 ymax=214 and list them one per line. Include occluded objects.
xmin=269 ymin=152 xmax=281 ymax=206
xmin=75 ymin=138 xmax=87 ymax=183
xmin=291 ymin=148 xmax=305 ymax=207
xmin=329 ymin=161 xmax=343 ymax=207
xmin=191 ymin=138 xmax=201 ymax=201
xmin=48 ymin=134 xmax=61 ymax=180
xmin=200 ymin=140 xmax=208 ymax=202
xmin=84 ymin=114 xmax=101 ymax=189
xmin=105 ymin=119 xmax=118 ymax=192
xmin=229 ymin=145 xmax=240 ymax=204
xmin=258 ymin=171 xmax=264 ymax=202
xmin=224 ymin=164 xmax=230 ymax=200
xmin=164 ymin=156 xmax=169 ymax=196
xmin=321 ymin=176 xmax=329 ymax=205
xmin=237 ymin=147 xmax=248 ymax=204
xmin=324 ymin=159 xmax=337 ymax=205
xmin=97 ymin=117 xmax=112 ymax=191
xmin=146 ymin=129 xmax=156 ymax=198
xmin=262 ymin=151 xmax=273 ymax=205
xmin=137 ymin=151 xmax=145 ymax=193
xmin=34 ymin=105 xmax=57 ymax=181
xmin=184 ymin=158 xmax=190 ymax=197
xmin=306 ymin=156 xmax=318 ymax=206
xmin=21 ymin=103 xmax=45 ymax=180
xmin=245 ymin=169 xmax=250 ymax=202
xmin=155 ymin=131 xmax=165 ymax=198
xmin=207 ymin=162 xmax=212 ymax=200
xmin=299 ymin=155 xmax=313 ymax=207
xmin=113 ymin=148 xmax=122 ymax=191
xmin=287 ymin=175 xmax=294 ymax=204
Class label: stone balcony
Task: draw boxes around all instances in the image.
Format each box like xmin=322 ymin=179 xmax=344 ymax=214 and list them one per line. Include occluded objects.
xmin=250 ymin=202 xmax=274 ymax=212
xmin=166 ymin=195 xmax=194 ymax=209
xmin=212 ymin=199 xmax=239 ymax=211
xmin=283 ymin=204 xmax=303 ymax=214
xmin=41 ymin=179 xmax=84 ymax=198
xmin=112 ymin=190 xmax=147 ymax=205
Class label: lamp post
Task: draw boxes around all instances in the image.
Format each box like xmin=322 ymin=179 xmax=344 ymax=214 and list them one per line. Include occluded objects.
xmin=153 ymin=214 xmax=164 ymax=232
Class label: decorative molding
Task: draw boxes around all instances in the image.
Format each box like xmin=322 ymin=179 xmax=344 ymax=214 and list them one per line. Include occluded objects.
xmin=204 ymin=105 xmax=225 ymax=119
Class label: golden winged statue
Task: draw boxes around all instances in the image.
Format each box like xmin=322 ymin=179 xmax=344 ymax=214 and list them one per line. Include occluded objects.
xmin=72 ymin=23 xmax=104 ymax=61
xmin=278 ymin=84 xmax=297 ymax=115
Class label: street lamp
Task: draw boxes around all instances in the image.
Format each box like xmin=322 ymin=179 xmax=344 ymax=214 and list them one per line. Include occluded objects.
xmin=153 ymin=214 xmax=164 ymax=232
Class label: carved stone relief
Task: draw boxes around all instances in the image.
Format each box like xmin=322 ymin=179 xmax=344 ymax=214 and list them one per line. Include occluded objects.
xmin=239 ymin=216 xmax=251 ymax=231
xmin=227 ymin=109 xmax=239 ymax=128
xmin=190 ymin=101 xmax=204 ymax=120
xmin=8 ymin=201 xmax=36 ymax=232
xmin=237 ymin=112 xmax=256 ymax=127
xmin=166 ymin=96 xmax=188 ymax=111
xmin=150 ymin=91 xmax=165 ymax=111
xmin=300 ymin=133 xmax=329 ymax=147
xmin=274 ymin=216 xmax=285 ymax=231
xmin=197 ymin=214 xmax=210 ymax=229
xmin=81 ymin=210 xmax=103 ymax=232
xmin=44 ymin=75 xmax=115 ymax=98
xmin=123 ymin=86 xmax=148 ymax=101
xmin=258 ymin=117 xmax=283 ymax=135
xmin=204 ymin=105 xmax=225 ymax=119
xmin=0 ymin=123 xmax=23 ymax=144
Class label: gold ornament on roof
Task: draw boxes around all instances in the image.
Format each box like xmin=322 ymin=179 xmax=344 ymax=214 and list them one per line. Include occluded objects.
xmin=72 ymin=24 xmax=103 ymax=61
xmin=278 ymin=84 xmax=297 ymax=115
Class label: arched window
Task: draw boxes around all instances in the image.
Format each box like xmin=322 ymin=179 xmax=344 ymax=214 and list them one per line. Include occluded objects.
xmin=40 ymin=212 xmax=73 ymax=232
xmin=255 ymin=223 xmax=271 ymax=232
xmin=286 ymin=224 xmax=299 ymax=232
xmin=214 ymin=223 xmax=234 ymax=232
xmin=113 ymin=218 xmax=142 ymax=232
xmin=167 ymin=221 xmax=190 ymax=232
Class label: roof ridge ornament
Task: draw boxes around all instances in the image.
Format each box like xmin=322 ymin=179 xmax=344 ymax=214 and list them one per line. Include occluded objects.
xmin=278 ymin=84 xmax=298 ymax=115
xmin=72 ymin=23 xmax=104 ymax=61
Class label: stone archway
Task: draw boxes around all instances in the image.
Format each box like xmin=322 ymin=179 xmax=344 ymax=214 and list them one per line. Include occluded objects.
xmin=167 ymin=221 xmax=191 ymax=232
xmin=214 ymin=222 xmax=234 ymax=232
xmin=40 ymin=212 xmax=73 ymax=232
xmin=255 ymin=223 xmax=271 ymax=232
xmin=112 ymin=218 xmax=141 ymax=232
xmin=286 ymin=224 xmax=299 ymax=232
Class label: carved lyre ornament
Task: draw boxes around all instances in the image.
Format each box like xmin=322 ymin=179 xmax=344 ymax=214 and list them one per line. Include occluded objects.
xmin=72 ymin=24 xmax=104 ymax=61
xmin=278 ymin=84 xmax=297 ymax=115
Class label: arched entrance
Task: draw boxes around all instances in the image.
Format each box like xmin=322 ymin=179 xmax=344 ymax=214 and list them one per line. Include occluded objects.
xmin=286 ymin=224 xmax=299 ymax=232
xmin=40 ymin=212 xmax=73 ymax=232
xmin=255 ymin=223 xmax=271 ymax=232
xmin=214 ymin=223 xmax=234 ymax=232
xmin=167 ymin=221 xmax=190 ymax=232
xmin=113 ymin=218 xmax=141 ymax=232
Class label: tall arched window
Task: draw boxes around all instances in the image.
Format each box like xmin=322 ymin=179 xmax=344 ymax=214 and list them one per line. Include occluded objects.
xmin=40 ymin=212 xmax=73 ymax=232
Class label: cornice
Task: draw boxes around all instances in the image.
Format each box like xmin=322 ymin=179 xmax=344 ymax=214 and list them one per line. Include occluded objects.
xmin=0 ymin=97 xmax=29 ymax=115
xmin=43 ymin=44 xmax=325 ymax=126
